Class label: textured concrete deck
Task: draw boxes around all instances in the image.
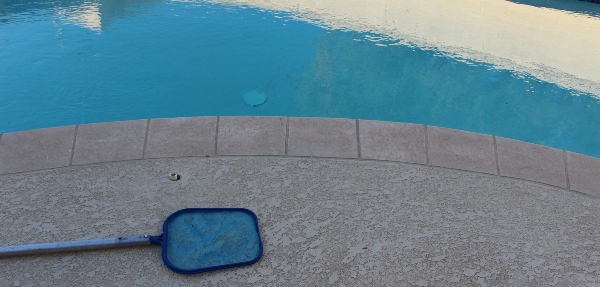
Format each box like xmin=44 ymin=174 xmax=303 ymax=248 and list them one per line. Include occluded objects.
xmin=1 ymin=157 xmax=600 ymax=286
xmin=1 ymin=117 xmax=600 ymax=286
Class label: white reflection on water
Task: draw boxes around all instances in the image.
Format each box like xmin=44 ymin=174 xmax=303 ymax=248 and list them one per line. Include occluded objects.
xmin=204 ymin=0 xmax=600 ymax=97
xmin=54 ymin=1 xmax=102 ymax=32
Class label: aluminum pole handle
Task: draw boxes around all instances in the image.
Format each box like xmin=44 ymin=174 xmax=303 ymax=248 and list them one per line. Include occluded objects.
xmin=0 ymin=235 xmax=152 ymax=257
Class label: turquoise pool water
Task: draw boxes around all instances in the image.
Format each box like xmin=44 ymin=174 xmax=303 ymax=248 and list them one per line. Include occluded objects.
xmin=1 ymin=0 xmax=599 ymax=157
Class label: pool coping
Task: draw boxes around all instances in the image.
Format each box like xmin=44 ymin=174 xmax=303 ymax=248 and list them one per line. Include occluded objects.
xmin=0 ymin=116 xmax=598 ymax=197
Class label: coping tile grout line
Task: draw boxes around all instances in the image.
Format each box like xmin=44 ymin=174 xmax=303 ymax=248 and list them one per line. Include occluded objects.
xmin=563 ymin=150 xmax=571 ymax=190
xmin=493 ymin=136 xmax=500 ymax=175
xmin=142 ymin=119 xmax=150 ymax=159
xmin=285 ymin=117 xmax=290 ymax=156
xmin=69 ymin=125 xmax=79 ymax=166
xmin=424 ymin=125 xmax=430 ymax=165
xmin=214 ymin=116 xmax=220 ymax=156
xmin=356 ymin=119 xmax=361 ymax=159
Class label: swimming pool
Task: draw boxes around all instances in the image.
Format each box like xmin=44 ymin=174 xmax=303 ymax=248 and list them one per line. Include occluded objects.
xmin=1 ymin=0 xmax=599 ymax=157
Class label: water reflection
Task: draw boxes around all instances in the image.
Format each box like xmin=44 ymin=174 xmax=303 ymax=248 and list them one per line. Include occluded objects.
xmin=54 ymin=1 xmax=102 ymax=31
xmin=0 ymin=0 xmax=160 ymax=31
xmin=506 ymin=0 xmax=600 ymax=18
xmin=296 ymin=29 xmax=600 ymax=156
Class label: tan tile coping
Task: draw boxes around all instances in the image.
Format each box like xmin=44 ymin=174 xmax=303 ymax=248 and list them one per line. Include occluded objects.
xmin=0 ymin=116 xmax=598 ymax=197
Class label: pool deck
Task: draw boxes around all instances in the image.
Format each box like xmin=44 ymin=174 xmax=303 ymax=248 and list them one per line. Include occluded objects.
xmin=1 ymin=117 xmax=600 ymax=286
xmin=1 ymin=116 xmax=599 ymax=196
